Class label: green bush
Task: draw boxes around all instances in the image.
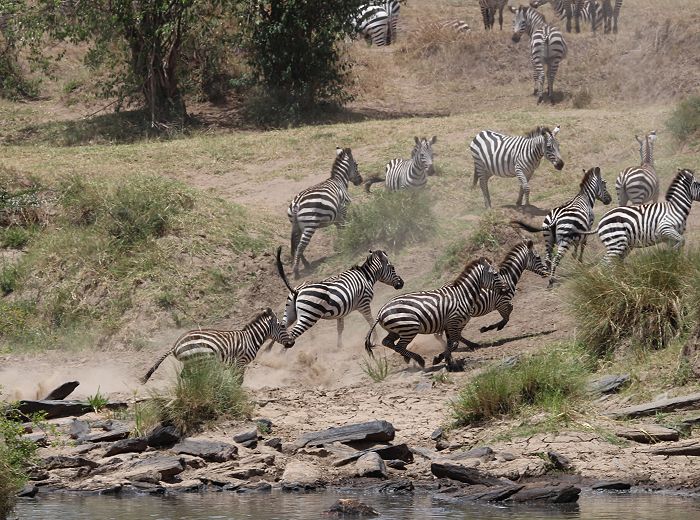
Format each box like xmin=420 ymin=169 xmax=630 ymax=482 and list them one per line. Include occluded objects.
xmin=1 ymin=227 xmax=31 ymax=249
xmin=568 ymin=248 xmax=699 ymax=357
xmin=451 ymin=344 xmax=592 ymax=425
xmin=0 ymin=407 xmax=39 ymax=518
xmin=337 ymin=190 xmax=436 ymax=254
xmin=667 ymin=95 xmax=700 ymax=144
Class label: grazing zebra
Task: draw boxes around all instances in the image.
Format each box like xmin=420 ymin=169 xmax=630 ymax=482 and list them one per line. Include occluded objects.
xmin=365 ymin=257 xmax=506 ymax=370
xmin=529 ymin=0 xmax=603 ymax=33
xmin=355 ymin=1 xmax=400 ymax=46
xmin=433 ymin=240 xmax=549 ymax=363
xmin=433 ymin=19 xmax=471 ymax=33
xmin=582 ymin=168 xmax=697 ymax=263
xmin=288 ymin=147 xmax=362 ymax=278
xmin=616 ymin=131 xmax=658 ymax=206
xmin=364 ymin=136 xmax=437 ymax=192
xmin=275 ymin=246 xmax=404 ymax=348
xmin=600 ymin=0 xmax=622 ymax=34
xmin=513 ymin=166 xmax=612 ymax=285
xmin=511 ymin=5 xmax=568 ymax=105
xmin=479 ymin=0 xmax=508 ymax=30
xmin=141 ymin=309 xmax=294 ymax=383
xmin=470 ymin=125 xmax=565 ymax=209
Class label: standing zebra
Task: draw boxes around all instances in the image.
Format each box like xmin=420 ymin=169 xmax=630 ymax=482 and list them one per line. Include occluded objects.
xmin=583 ymin=168 xmax=698 ymax=263
xmin=470 ymin=125 xmax=565 ymax=209
xmin=479 ymin=0 xmax=508 ymax=30
xmin=433 ymin=240 xmax=549 ymax=363
xmin=365 ymin=257 xmax=506 ymax=370
xmin=355 ymin=1 xmax=400 ymax=46
xmin=364 ymin=136 xmax=437 ymax=192
xmin=513 ymin=166 xmax=612 ymax=285
xmin=529 ymin=0 xmax=603 ymax=33
xmin=288 ymin=147 xmax=362 ymax=278
xmin=600 ymin=0 xmax=622 ymax=34
xmin=140 ymin=309 xmax=294 ymax=384
xmin=511 ymin=5 xmax=568 ymax=105
xmin=615 ymin=131 xmax=658 ymax=206
xmin=275 ymin=247 xmax=404 ymax=348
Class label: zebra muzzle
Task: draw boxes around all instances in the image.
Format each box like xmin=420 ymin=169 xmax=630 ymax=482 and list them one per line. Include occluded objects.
xmin=512 ymin=33 xmax=522 ymax=43
xmin=393 ymin=279 xmax=404 ymax=289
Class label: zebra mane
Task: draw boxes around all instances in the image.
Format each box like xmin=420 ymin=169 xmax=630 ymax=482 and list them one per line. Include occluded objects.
xmin=523 ymin=126 xmax=550 ymax=138
xmin=243 ymin=309 xmax=273 ymax=330
xmin=665 ymin=169 xmax=693 ymax=201
xmin=500 ymin=242 xmax=528 ymax=268
xmin=579 ymin=168 xmax=597 ymax=190
xmin=451 ymin=256 xmax=491 ymax=285
xmin=330 ymin=148 xmax=351 ymax=176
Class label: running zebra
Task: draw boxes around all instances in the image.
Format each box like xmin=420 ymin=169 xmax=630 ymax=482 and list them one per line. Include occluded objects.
xmin=275 ymin=247 xmax=404 ymax=348
xmin=288 ymin=147 xmax=362 ymax=278
xmin=365 ymin=257 xmax=505 ymax=369
xmin=433 ymin=240 xmax=548 ymax=363
xmin=583 ymin=168 xmax=698 ymax=263
xmin=616 ymin=131 xmax=658 ymax=206
xmin=529 ymin=0 xmax=603 ymax=33
xmin=511 ymin=5 xmax=568 ymax=105
xmin=355 ymin=1 xmax=400 ymax=46
xmin=141 ymin=309 xmax=294 ymax=383
xmin=364 ymin=136 xmax=437 ymax=192
xmin=513 ymin=166 xmax=612 ymax=284
xmin=470 ymin=125 xmax=565 ymax=209
xmin=479 ymin=0 xmax=508 ymax=30
xmin=600 ymin=0 xmax=622 ymax=34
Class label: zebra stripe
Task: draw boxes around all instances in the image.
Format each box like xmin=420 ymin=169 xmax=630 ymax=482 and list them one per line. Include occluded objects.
xmin=601 ymin=0 xmax=623 ymax=34
xmin=275 ymin=247 xmax=403 ymax=348
xmin=513 ymin=166 xmax=612 ymax=284
xmin=470 ymin=125 xmax=565 ymax=209
xmin=479 ymin=0 xmax=508 ymax=30
xmin=616 ymin=131 xmax=658 ymax=206
xmin=365 ymin=136 xmax=437 ymax=192
xmin=512 ymin=5 xmax=568 ymax=105
xmin=585 ymin=168 xmax=697 ymax=262
xmin=434 ymin=19 xmax=471 ymax=33
xmin=355 ymin=1 xmax=400 ymax=46
xmin=288 ymin=147 xmax=362 ymax=278
xmin=141 ymin=309 xmax=294 ymax=383
xmin=529 ymin=0 xmax=603 ymax=33
xmin=365 ymin=257 xmax=505 ymax=369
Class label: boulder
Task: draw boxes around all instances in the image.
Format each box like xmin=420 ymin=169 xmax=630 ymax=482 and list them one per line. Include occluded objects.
xmin=172 ymin=439 xmax=238 ymax=462
xmin=592 ymin=480 xmax=632 ymax=491
xmin=79 ymin=426 xmax=131 ymax=443
xmin=606 ymin=392 xmax=700 ymax=419
xmin=355 ymin=452 xmax=387 ymax=479
xmin=588 ymin=374 xmax=630 ymax=394
xmin=450 ymin=446 xmax=494 ymax=461
xmin=43 ymin=381 xmax=80 ymax=400
xmin=547 ymin=450 xmax=573 ymax=471
xmin=281 ymin=460 xmax=323 ymax=491
xmin=228 ymin=465 xmax=266 ymax=480
xmin=457 ymin=484 xmax=524 ymax=502
xmin=42 ymin=456 xmax=98 ymax=471
xmin=122 ymin=455 xmax=185 ymax=481
xmin=430 ymin=427 xmax=444 ymax=441
xmin=386 ymin=460 xmax=407 ymax=470
xmin=431 ymin=461 xmax=504 ymax=486
xmin=615 ymin=425 xmax=680 ymax=443
xmin=16 ymin=399 xmax=124 ymax=420
xmin=333 ymin=443 xmax=413 ymax=467
xmin=147 ymin=424 xmax=181 ymax=448
xmin=104 ymin=438 xmax=148 ymax=457
xmin=16 ymin=484 xmax=38 ymax=498
xmin=650 ymin=440 xmax=700 ymax=456
xmin=508 ymin=484 xmax=581 ymax=503
xmin=68 ymin=419 xmax=90 ymax=440
xmin=233 ymin=427 xmax=258 ymax=444
xmin=264 ymin=438 xmax=282 ymax=451
xmin=326 ymin=498 xmax=379 ymax=517
xmin=21 ymin=432 xmax=48 ymax=447
xmin=237 ymin=480 xmax=272 ymax=493
xmin=294 ymin=420 xmax=394 ymax=448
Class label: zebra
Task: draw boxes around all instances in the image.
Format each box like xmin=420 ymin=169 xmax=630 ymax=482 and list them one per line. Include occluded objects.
xmin=433 ymin=19 xmax=471 ymax=33
xmin=600 ymin=0 xmax=622 ymax=34
xmin=364 ymin=136 xmax=437 ymax=192
xmin=513 ymin=166 xmax=612 ymax=285
xmin=511 ymin=5 xmax=568 ymax=105
xmin=433 ymin=240 xmax=549 ymax=363
xmin=141 ymin=308 xmax=294 ymax=384
xmin=287 ymin=147 xmax=362 ymax=278
xmin=355 ymin=1 xmax=400 ymax=46
xmin=275 ymin=246 xmax=404 ymax=349
xmin=479 ymin=0 xmax=508 ymax=30
xmin=582 ymin=168 xmax=697 ymax=263
xmin=529 ymin=0 xmax=603 ymax=33
xmin=470 ymin=125 xmax=565 ymax=209
xmin=365 ymin=257 xmax=506 ymax=370
xmin=615 ymin=131 xmax=658 ymax=206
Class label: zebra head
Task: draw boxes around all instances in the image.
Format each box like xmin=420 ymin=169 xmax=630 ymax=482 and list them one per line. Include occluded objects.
xmin=412 ymin=136 xmax=437 ymax=176
xmin=635 ymin=130 xmax=657 ymax=166
xmin=477 ymin=257 xmax=509 ymax=294
xmin=523 ymin=240 xmax=549 ymax=278
xmin=511 ymin=5 xmax=537 ymax=42
xmin=543 ymin=125 xmax=565 ymax=170
xmin=590 ymin=166 xmax=612 ymax=205
xmin=334 ymin=147 xmax=363 ymax=186
xmin=263 ymin=307 xmax=295 ymax=348
xmin=368 ymin=249 xmax=404 ymax=289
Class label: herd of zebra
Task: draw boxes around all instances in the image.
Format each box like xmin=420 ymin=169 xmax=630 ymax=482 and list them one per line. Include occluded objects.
xmin=141 ymin=120 xmax=700 ymax=381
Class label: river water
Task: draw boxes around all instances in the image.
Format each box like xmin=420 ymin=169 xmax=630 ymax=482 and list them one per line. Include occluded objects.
xmin=11 ymin=490 xmax=700 ymax=520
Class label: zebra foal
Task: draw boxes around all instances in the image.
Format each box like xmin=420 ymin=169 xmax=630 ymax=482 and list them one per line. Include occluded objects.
xmin=365 ymin=257 xmax=506 ymax=370
xmin=513 ymin=166 xmax=612 ymax=285
xmin=365 ymin=136 xmax=437 ymax=192
xmin=288 ymin=147 xmax=362 ymax=278
xmin=141 ymin=308 xmax=294 ymax=384
xmin=275 ymin=247 xmax=404 ymax=348
xmin=615 ymin=131 xmax=658 ymax=206
xmin=470 ymin=125 xmax=565 ymax=209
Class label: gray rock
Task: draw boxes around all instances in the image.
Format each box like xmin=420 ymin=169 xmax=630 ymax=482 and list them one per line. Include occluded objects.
xmin=173 ymin=439 xmax=238 ymax=462
xmin=17 ymin=484 xmax=38 ymax=498
xmin=147 ymin=424 xmax=181 ymax=448
xmin=386 ymin=459 xmax=407 ymax=470
xmin=237 ymin=480 xmax=272 ymax=493
xmin=90 ymin=419 xmax=114 ymax=431
xmin=508 ymin=484 xmax=580 ymax=503
xmin=615 ymin=425 xmax=680 ymax=443
xmin=104 ymin=437 xmax=148 ymax=457
xmin=450 ymin=446 xmax=494 ymax=461
xmin=592 ymin=480 xmax=632 ymax=491
xmin=167 ymin=479 xmax=204 ymax=493
xmin=228 ymin=466 xmax=266 ymax=480
xmin=123 ymin=455 xmax=185 ymax=481
xmin=376 ymin=479 xmax=414 ymax=494
xmin=281 ymin=460 xmax=323 ymax=491
xmin=79 ymin=426 xmax=131 ymax=443
xmin=606 ymin=392 xmax=700 ymax=419
xmin=431 ymin=461 xmax=504 ymax=486
xmin=430 ymin=427 xmax=444 ymax=441
xmin=497 ymin=452 xmax=517 ymax=462
xmin=650 ymin=440 xmax=700 ymax=456
xmin=355 ymin=452 xmax=387 ymax=479
xmin=294 ymin=420 xmax=395 ymax=448
xmin=333 ymin=443 xmax=413 ymax=467
xmin=458 ymin=484 xmax=524 ymax=502
xmin=435 ymin=438 xmax=450 ymax=451
xmin=264 ymin=437 xmax=282 ymax=451
xmin=22 ymin=433 xmax=48 ymax=447
xmin=326 ymin=498 xmax=379 ymax=516
xmin=233 ymin=428 xmax=258 ymax=444
xmin=42 ymin=456 xmax=98 ymax=470
xmin=16 ymin=400 xmax=96 ymax=420
xmin=588 ymin=374 xmax=630 ymax=394
xmin=547 ymin=450 xmax=573 ymax=471
xmin=69 ymin=419 xmax=90 ymax=440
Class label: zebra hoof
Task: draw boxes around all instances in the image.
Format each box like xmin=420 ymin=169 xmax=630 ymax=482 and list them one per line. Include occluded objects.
xmin=432 ymin=355 xmax=443 ymax=366
xmin=446 ymin=358 xmax=467 ymax=372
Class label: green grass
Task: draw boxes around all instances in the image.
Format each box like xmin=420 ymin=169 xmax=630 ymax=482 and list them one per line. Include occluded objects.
xmin=0 ymin=406 xmax=40 ymax=518
xmin=360 ymin=354 xmax=390 ymax=383
xmin=87 ymin=387 xmax=109 ymax=413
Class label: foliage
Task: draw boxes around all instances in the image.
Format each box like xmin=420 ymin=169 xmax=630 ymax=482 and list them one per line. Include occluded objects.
xmin=1 ymin=227 xmax=31 ymax=249
xmin=572 ymin=87 xmax=592 ymax=109
xmin=568 ymin=248 xmax=699 ymax=357
xmin=87 ymin=388 xmax=109 ymax=412
xmin=667 ymin=95 xmax=700 ymax=145
xmin=0 ymin=263 xmax=19 ymax=295
xmin=360 ymin=354 xmax=390 ymax=383
xmin=0 ymin=0 xmax=41 ymax=100
xmin=337 ymin=190 xmax=436 ymax=254
xmin=451 ymin=344 xmax=592 ymax=425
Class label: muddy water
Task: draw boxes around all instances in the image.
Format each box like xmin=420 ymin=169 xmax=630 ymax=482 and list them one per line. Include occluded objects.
xmin=11 ymin=490 xmax=700 ymax=520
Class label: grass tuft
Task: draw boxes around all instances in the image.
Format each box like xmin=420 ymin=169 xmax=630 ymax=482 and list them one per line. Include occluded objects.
xmin=360 ymin=354 xmax=390 ymax=383
xmin=87 ymin=387 xmax=109 ymax=413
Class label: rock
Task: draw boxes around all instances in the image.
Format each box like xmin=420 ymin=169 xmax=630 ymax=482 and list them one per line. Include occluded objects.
xmin=237 ymin=480 xmax=273 ymax=493
xmin=410 ymin=447 xmax=439 ymax=461
xmin=650 ymin=440 xmax=700 ymax=456
xmin=228 ymin=466 xmax=266 ymax=480
xmin=165 ymin=479 xmax=204 ymax=493
xmin=681 ymin=416 xmax=700 ymax=429
xmin=435 ymin=438 xmax=450 ymax=451
xmin=104 ymin=438 xmax=148 ymax=457
xmin=281 ymin=460 xmax=323 ymax=491
xmin=376 ymin=480 xmax=414 ymax=494
xmin=355 ymin=452 xmax=387 ymax=479
xmin=147 ymin=424 xmax=181 ymax=448
xmin=430 ymin=462 xmax=504 ymax=486
xmin=79 ymin=426 xmax=131 ymax=443
xmin=430 ymin=427 xmax=444 ymax=441
xmin=127 ymin=480 xmax=166 ymax=495
xmin=181 ymin=455 xmax=207 ymax=469
xmin=616 ymin=425 xmax=680 ymax=443
xmin=508 ymin=484 xmax=581 ymax=503
xmin=458 ymin=484 xmax=524 ymax=502
xmin=588 ymin=374 xmax=630 ymax=394
xmin=547 ymin=450 xmax=573 ymax=471
xmin=294 ymin=420 xmax=395 ymax=448
xmin=27 ymin=468 xmax=49 ymax=481
xmin=43 ymin=381 xmax=80 ymax=400
xmin=298 ymin=447 xmax=330 ymax=457
xmin=22 ymin=433 xmax=48 ymax=447
xmin=606 ymin=392 xmax=700 ymax=419
xmin=233 ymin=427 xmax=258 ymax=444
xmin=17 ymin=484 xmax=38 ymax=498
xmin=497 ymin=452 xmax=517 ymax=462
xmin=68 ymin=419 xmax=90 ymax=440
xmin=173 ymin=439 xmax=238 ymax=462
xmin=450 ymin=446 xmax=494 ymax=461
xmin=264 ymin=438 xmax=282 ymax=451
xmin=123 ymin=455 xmax=185 ymax=481
xmin=90 ymin=419 xmax=114 ymax=431
xmin=326 ymin=498 xmax=379 ymax=517
xmin=386 ymin=460 xmax=406 ymax=470
xmin=592 ymin=480 xmax=632 ymax=491
xmin=42 ymin=456 xmax=99 ymax=470
xmin=255 ymin=418 xmax=273 ymax=433
xmin=16 ymin=400 xmax=125 ymax=420
xmin=333 ymin=443 xmax=413 ymax=467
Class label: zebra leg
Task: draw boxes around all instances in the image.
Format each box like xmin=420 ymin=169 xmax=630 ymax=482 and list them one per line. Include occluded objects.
xmin=659 ymin=227 xmax=685 ymax=250
xmin=548 ymin=238 xmax=573 ymax=287
xmin=479 ymin=175 xmax=492 ymax=209
xmin=498 ymin=5 xmax=504 ymax=30
xmin=293 ymin=227 xmax=315 ymax=278
xmin=358 ymin=306 xmax=378 ymax=344
xmin=290 ymin=313 xmax=320 ymax=341
xmin=393 ymin=337 xmax=425 ymax=368
xmin=480 ymin=303 xmax=512 ymax=333
xmin=336 ymin=318 xmax=345 ymax=349
xmin=577 ymin=236 xmax=587 ymax=262
xmin=535 ymin=62 xmax=546 ymax=104
xmin=515 ymin=169 xmax=530 ymax=206
xmin=547 ymin=59 xmax=562 ymax=105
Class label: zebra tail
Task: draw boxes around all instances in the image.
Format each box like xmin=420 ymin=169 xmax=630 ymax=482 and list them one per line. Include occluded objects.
xmin=511 ymin=220 xmax=545 ymax=233
xmin=580 ymin=226 xmax=600 ymax=236
xmin=141 ymin=347 xmax=174 ymax=384
xmin=275 ymin=246 xmax=297 ymax=295
xmin=364 ymin=318 xmax=380 ymax=358
xmin=363 ymin=176 xmax=386 ymax=193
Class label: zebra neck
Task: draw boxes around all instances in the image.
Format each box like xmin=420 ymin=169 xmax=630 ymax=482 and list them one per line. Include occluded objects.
xmin=499 ymin=259 xmax=525 ymax=292
xmin=330 ymin=160 xmax=352 ymax=186
xmin=358 ymin=262 xmax=380 ymax=285
xmin=580 ymin=180 xmax=598 ymax=207
xmin=409 ymin=156 xmax=428 ymax=180
xmin=642 ymin=144 xmax=654 ymax=167
xmin=242 ymin=320 xmax=271 ymax=347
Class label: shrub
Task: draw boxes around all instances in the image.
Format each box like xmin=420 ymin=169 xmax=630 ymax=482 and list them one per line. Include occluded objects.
xmin=336 ymin=190 xmax=436 ymax=254
xmin=0 ymin=264 xmax=20 ymax=295
xmin=451 ymin=344 xmax=592 ymax=425
xmin=568 ymin=248 xmax=699 ymax=357
xmin=0 ymin=407 xmax=39 ymax=518
xmin=87 ymin=388 xmax=109 ymax=412
xmin=667 ymin=95 xmax=700 ymax=144
xmin=1 ymin=227 xmax=31 ymax=249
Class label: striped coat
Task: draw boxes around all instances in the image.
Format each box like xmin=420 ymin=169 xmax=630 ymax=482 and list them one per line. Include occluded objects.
xmin=479 ymin=0 xmax=508 ymax=30
xmin=615 ymin=131 xmax=658 ymax=206
xmin=529 ymin=0 xmax=603 ymax=33
xmin=365 ymin=136 xmax=437 ymax=192
xmin=355 ymin=1 xmax=401 ymax=46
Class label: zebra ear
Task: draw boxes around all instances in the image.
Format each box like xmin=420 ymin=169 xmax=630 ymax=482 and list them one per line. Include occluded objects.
xmin=509 ymin=6 xmax=517 ymax=13
xmin=594 ymin=166 xmax=601 ymax=175
xmin=414 ymin=136 xmax=420 ymax=145
xmin=649 ymin=131 xmax=657 ymax=142
xmin=552 ymin=125 xmax=561 ymax=136
xmin=368 ymin=249 xmax=373 ymax=254
xmin=526 ymin=239 xmax=534 ymax=249
xmin=336 ymin=147 xmax=343 ymax=157
xmin=430 ymin=135 xmax=437 ymax=145
xmin=635 ymin=135 xmax=643 ymax=144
